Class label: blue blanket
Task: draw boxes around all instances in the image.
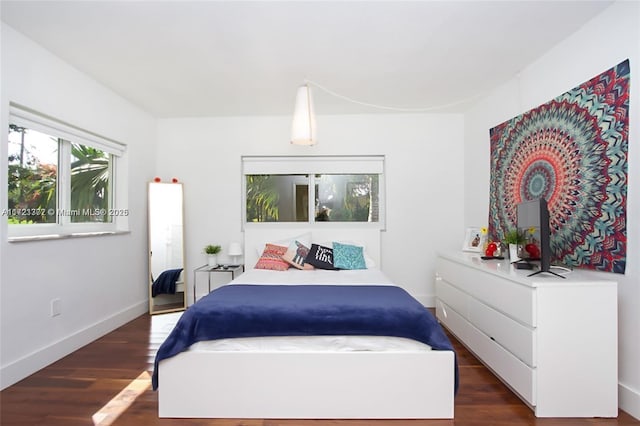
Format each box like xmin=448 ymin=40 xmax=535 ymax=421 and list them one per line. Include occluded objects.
xmin=151 ymin=268 xmax=182 ymax=297
xmin=152 ymin=284 xmax=458 ymax=391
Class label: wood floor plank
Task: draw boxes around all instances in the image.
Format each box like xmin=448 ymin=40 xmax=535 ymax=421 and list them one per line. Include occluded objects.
xmin=1 ymin=313 xmax=638 ymax=426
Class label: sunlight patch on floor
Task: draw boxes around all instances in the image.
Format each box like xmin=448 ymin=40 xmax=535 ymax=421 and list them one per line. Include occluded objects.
xmin=91 ymin=371 xmax=151 ymax=426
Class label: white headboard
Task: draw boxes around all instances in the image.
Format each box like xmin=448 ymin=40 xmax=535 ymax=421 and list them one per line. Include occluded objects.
xmin=243 ymin=225 xmax=382 ymax=269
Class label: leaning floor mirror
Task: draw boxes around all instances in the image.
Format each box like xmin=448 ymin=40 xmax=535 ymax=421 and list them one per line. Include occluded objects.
xmin=148 ymin=181 xmax=187 ymax=314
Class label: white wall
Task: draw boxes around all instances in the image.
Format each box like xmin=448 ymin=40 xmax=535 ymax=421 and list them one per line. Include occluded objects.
xmin=156 ymin=113 xmax=464 ymax=305
xmin=464 ymin=1 xmax=640 ymax=419
xmin=0 ymin=24 xmax=157 ymax=389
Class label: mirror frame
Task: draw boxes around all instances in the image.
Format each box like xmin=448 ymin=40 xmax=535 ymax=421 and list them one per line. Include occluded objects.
xmin=148 ymin=182 xmax=187 ymax=314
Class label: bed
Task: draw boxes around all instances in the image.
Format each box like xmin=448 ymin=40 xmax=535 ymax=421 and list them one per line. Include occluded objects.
xmin=154 ymin=227 xmax=456 ymax=419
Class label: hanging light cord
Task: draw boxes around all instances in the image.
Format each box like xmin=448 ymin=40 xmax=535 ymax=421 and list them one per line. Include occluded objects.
xmin=304 ymin=78 xmax=487 ymax=112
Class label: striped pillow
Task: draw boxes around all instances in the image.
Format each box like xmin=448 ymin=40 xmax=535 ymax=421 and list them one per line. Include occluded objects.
xmin=254 ymin=244 xmax=290 ymax=271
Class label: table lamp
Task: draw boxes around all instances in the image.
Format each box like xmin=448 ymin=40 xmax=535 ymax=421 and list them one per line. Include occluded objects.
xmin=228 ymin=242 xmax=242 ymax=266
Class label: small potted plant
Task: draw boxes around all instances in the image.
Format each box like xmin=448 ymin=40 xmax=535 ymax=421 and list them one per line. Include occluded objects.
xmin=504 ymin=229 xmax=525 ymax=260
xmin=204 ymin=244 xmax=222 ymax=267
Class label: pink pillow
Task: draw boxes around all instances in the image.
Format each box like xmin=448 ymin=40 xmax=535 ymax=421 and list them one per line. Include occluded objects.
xmin=254 ymin=244 xmax=290 ymax=271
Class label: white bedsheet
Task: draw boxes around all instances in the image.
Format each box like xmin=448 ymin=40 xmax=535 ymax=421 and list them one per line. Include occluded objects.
xmin=192 ymin=335 xmax=432 ymax=352
xmin=189 ymin=267 xmax=432 ymax=354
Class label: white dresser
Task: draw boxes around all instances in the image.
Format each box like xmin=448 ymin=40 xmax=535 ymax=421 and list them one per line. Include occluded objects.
xmin=435 ymin=252 xmax=618 ymax=418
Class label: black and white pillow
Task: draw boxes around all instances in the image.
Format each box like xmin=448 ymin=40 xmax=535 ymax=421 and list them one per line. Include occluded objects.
xmin=305 ymin=244 xmax=339 ymax=270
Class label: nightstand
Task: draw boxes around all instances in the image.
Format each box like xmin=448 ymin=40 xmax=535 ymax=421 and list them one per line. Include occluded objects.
xmin=193 ymin=264 xmax=244 ymax=303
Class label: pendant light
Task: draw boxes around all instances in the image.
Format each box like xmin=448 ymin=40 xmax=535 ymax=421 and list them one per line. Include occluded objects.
xmin=289 ymin=79 xmax=487 ymax=146
xmin=290 ymin=84 xmax=317 ymax=146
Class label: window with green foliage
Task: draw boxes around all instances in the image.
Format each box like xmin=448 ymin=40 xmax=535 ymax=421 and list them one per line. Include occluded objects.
xmin=6 ymin=104 xmax=126 ymax=238
xmin=245 ymin=174 xmax=308 ymax=222
xmin=243 ymin=156 xmax=384 ymax=226
xmin=8 ymin=125 xmax=58 ymax=224
xmin=315 ymin=174 xmax=379 ymax=222
xmin=69 ymin=143 xmax=112 ymax=223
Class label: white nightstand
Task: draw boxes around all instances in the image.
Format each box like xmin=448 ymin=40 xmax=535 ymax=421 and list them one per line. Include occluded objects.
xmin=192 ymin=264 xmax=244 ymax=303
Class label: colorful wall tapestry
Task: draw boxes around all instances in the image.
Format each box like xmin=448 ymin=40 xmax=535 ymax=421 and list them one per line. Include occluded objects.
xmin=488 ymin=59 xmax=629 ymax=274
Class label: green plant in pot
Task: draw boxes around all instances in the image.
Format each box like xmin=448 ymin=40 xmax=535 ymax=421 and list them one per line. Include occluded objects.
xmin=504 ymin=229 xmax=525 ymax=260
xmin=204 ymin=244 xmax=222 ymax=267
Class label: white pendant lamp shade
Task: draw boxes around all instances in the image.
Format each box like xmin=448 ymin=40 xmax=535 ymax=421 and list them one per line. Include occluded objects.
xmin=291 ymin=84 xmax=317 ymax=146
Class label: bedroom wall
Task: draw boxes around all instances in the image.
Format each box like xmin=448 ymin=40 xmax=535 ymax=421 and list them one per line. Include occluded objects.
xmin=156 ymin=113 xmax=464 ymax=306
xmin=463 ymin=1 xmax=640 ymax=419
xmin=0 ymin=24 xmax=157 ymax=389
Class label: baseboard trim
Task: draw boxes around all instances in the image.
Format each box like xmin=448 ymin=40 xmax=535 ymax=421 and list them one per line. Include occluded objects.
xmin=0 ymin=301 xmax=147 ymax=390
xmin=417 ymin=294 xmax=435 ymax=307
xmin=619 ymin=382 xmax=640 ymax=420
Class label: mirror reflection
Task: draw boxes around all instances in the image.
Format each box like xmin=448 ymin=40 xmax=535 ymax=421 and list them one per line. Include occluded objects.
xmin=148 ymin=182 xmax=186 ymax=314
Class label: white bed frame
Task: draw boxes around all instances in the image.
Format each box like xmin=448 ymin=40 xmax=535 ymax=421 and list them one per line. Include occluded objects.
xmin=158 ymin=226 xmax=455 ymax=419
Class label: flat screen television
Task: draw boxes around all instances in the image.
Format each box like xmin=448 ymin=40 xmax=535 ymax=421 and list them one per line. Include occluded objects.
xmin=516 ymin=198 xmax=564 ymax=278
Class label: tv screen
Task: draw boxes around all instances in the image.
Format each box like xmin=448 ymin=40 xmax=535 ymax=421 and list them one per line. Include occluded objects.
xmin=516 ymin=198 xmax=562 ymax=278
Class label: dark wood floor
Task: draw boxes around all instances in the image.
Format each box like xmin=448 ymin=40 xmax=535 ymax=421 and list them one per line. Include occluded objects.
xmin=1 ymin=312 xmax=638 ymax=426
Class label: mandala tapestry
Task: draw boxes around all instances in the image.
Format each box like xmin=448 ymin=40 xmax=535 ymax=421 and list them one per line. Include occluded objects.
xmin=488 ymin=59 xmax=629 ymax=274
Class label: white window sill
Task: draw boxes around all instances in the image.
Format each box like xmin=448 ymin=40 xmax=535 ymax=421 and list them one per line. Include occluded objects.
xmin=8 ymin=230 xmax=130 ymax=243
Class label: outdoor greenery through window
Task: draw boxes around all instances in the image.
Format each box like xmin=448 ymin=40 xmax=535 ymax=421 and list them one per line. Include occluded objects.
xmin=69 ymin=143 xmax=111 ymax=223
xmin=245 ymin=174 xmax=380 ymax=223
xmin=316 ymin=174 xmax=379 ymax=222
xmin=8 ymin=125 xmax=58 ymax=224
xmin=6 ymin=104 xmax=126 ymax=238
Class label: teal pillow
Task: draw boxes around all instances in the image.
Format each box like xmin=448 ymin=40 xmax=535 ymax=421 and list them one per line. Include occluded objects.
xmin=332 ymin=242 xmax=367 ymax=270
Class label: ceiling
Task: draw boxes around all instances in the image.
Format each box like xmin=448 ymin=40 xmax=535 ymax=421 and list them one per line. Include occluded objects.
xmin=1 ymin=1 xmax=613 ymax=118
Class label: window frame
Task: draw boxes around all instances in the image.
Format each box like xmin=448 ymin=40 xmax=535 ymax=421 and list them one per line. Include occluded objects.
xmin=6 ymin=103 xmax=127 ymax=240
xmin=242 ymin=155 xmax=386 ymax=230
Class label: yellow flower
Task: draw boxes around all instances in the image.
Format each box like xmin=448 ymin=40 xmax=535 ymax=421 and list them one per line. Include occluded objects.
xmin=528 ymin=226 xmax=536 ymax=235
xmin=480 ymin=227 xmax=488 ymax=234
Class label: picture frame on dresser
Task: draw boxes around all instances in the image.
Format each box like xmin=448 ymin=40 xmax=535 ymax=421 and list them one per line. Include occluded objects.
xmin=462 ymin=227 xmax=485 ymax=252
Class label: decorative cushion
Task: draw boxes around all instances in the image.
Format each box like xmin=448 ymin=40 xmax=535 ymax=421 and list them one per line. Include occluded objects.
xmin=282 ymin=240 xmax=314 ymax=270
xmin=255 ymin=232 xmax=312 ymax=259
xmin=254 ymin=244 xmax=290 ymax=271
xmin=332 ymin=242 xmax=367 ymax=270
xmin=321 ymin=240 xmax=376 ymax=268
xmin=305 ymin=244 xmax=338 ymax=270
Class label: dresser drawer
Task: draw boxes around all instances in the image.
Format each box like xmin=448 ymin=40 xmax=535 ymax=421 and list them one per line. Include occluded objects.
xmin=437 ymin=298 xmax=536 ymax=406
xmin=466 ymin=319 xmax=536 ymax=406
xmin=435 ymin=277 xmax=468 ymax=316
xmin=437 ymin=276 xmax=536 ymax=367
xmin=436 ymin=257 xmax=536 ymax=326
xmin=467 ymin=296 xmax=536 ymax=367
xmin=435 ymin=299 xmax=469 ymax=343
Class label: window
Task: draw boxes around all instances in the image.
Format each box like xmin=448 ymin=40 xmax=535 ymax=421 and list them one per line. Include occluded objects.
xmin=315 ymin=174 xmax=379 ymax=222
xmin=8 ymin=125 xmax=58 ymax=224
xmin=243 ymin=156 xmax=384 ymax=226
xmin=6 ymin=104 xmax=126 ymax=239
xmin=245 ymin=174 xmax=308 ymax=222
